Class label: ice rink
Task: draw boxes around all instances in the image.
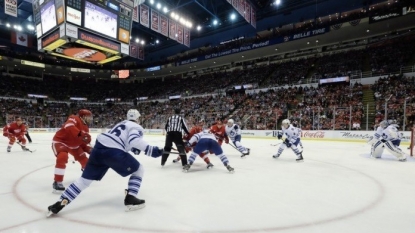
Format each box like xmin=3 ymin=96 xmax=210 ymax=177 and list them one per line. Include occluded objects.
xmin=1 ymin=133 xmax=415 ymax=233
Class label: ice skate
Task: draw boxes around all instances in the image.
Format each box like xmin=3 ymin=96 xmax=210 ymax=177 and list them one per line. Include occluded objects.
xmin=272 ymin=154 xmax=280 ymax=159
xmin=52 ymin=181 xmax=65 ymax=194
xmin=206 ymin=163 xmax=214 ymax=169
xmin=241 ymin=149 xmax=250 ymax=158
xmin=124 ymin=189 xmax=145 ymax=211
xmin=399 ymin=158 xmax=407 ymax=162
xmin=7 ymin=146 xmax=11 ymax=153
xmin=46 ymin=198 xmax=69 ymax=217
xmin=296 ymin=154 xmax=304 ymax=162
xmin=182 ymin=164 xmax=191 ymax=172
xmin=226 ymin=164 xmax=235 ymax=173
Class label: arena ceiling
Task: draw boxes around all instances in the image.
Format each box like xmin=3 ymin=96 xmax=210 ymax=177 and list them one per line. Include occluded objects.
xmin=0 ymin=0 xmax=387 ymax=51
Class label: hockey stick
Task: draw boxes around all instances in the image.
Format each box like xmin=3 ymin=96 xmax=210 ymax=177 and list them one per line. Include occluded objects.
xmin=162 ymin=150 xmax=186 ymax=155
xmin=16 ymin=142 xmax=36 ymax=153
xmin=270 ymin=142 xmax=282 ymax=146
xmin=227 ymin=143 xmax=249 ymax=158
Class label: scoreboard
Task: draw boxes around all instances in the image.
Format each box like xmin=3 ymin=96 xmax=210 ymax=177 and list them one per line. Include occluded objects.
xmin=66 ymin=0 xmax=132 ymax=44
xmin=33 ymin=0 xmax=134 ymax=64
xmin=32 ymin=0 xmax=65 ymax=38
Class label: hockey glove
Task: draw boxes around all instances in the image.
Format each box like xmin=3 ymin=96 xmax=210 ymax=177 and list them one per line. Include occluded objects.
xmin=225 ymin=138 xmax=229 ymax=144
xmin=131 ymin=147 xmax=141 ymax=155
xmin=3 ymin=132 xmax=8 ymax=137
xmin=284 ymin=139 xmax=292 ymax=148
xmin=145 ymin=145 xmax=162 ymax=158
xmin=78 ymin=131 xmax=91 ymax=144
xmin=277 ymin=131 xmax=283 ymax=140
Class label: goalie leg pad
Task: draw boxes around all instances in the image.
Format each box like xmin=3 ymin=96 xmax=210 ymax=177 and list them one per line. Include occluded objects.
xmin=371 ymin=141 xmax=384 ymax=158
xmin=384 ymin=141 xmax=406 ymax=161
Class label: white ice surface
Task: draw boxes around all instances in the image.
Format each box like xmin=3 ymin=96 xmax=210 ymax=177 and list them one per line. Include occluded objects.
xmin=1 ymin=133 xmax=415 ymax=233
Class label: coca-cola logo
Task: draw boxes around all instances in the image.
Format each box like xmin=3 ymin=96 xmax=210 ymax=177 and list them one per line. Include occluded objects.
xmin=302 ymin=131 xmax=325 ymax=138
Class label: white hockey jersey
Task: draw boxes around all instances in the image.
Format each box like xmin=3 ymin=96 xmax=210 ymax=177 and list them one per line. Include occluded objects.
xmin=188 ymin=130 xmax=216 ymax=144
xmin=282 ymin=124 xmax=301 ymax=144
xmin=97 ymin=120 xmax=150 ymax=153
xmin=381 ymin=124 xmax=402 ymax=141
xmin=225 ymin=123 xmax=242 ymax=141
xmin=374 ymin=126 xmax=384 ymax=139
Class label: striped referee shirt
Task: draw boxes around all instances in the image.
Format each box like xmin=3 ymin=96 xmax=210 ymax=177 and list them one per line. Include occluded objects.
xmin=165 ymin=115 xmax=190 ymax=134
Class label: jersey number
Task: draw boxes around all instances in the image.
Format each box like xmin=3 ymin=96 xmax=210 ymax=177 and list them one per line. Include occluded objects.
xmin=109 ymin=124 xmax=126 ymax=137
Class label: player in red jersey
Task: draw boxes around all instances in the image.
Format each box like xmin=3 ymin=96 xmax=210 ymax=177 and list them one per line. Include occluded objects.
xmin=51 ymin=109 xmax=93 ymax=193
xmin=209 ymin=120 xmax=229 ymax=146
xmin=3 ymin=117 xmax=30 ymax=152
xmin=173 ymin=120 xmax=214 ymax=168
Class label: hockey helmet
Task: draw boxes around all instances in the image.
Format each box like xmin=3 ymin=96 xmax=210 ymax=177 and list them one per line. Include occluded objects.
xmin=281 ymin=119 xmax=291 ymax=129
xmin=216 ymin=120 xmax=223 ymax=127
xmin=78 ymin=109 xmax=93 ymax=124
xmin=387 ymin=119 xmax=397 ymax=125
xmin=127 ymin=109 xmax=141 ymax=121
xmin=379 ymin=120 xmax=389 ymax=128
xmin=227 ymin=119 xmax=234 ymax=127
xmin=15 ymin=117 xmax=23 ymax=125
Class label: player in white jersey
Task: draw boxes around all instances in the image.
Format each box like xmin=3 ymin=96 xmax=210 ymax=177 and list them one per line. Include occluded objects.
xmin=225 ymin=119 xmax=250 ymax=157
xmin=371 ymin=120 xmax=406 ymax=161
xmin=291 ymin=120 xmax=303 ymax=149
xmin=183 ymin=130 xmax=234 ymax=173
xmin=273 ymin=119 xmax=304 ymax=162
xmin=367 ymin=120 xmax=389 ymax=155
xmin=46 ymin=109 xmax=163 ymax=216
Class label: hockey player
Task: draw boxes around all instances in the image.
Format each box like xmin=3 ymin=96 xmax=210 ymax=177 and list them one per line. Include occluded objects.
xmin=46 ymin=109 xmax=163 ymax=216
xmin=210 ymin=120 xmax=229 ymax=146
xmin=273 ymin=119 xmax=304 ymax=162
xmin=371 ymin=120 xmax=407 ymax=161
xmin=51 ymin=109 xmax=93 ymax=193
xmin=2 ymin=117 xmax=31 ymax=152
xmin=367 ymin=120 xmax=389 ymax=155
xmin=225 ymin=119 xmax=249 ymax=156
xmin=173 ymin=120 xmax=213 ymax=168
xmin=183 ymin=130 xmax=234 ymax=173
xmin=291 ymin=120 xmax=303 ymax=149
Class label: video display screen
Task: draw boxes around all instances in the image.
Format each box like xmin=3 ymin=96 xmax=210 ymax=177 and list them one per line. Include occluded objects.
xmin=40 ymin=0 xmax=57 ymax=34
xmin=84 ymin=1 xmax=118 ymax=39
xmin=115 ymin=70 xmax=130 ymax=78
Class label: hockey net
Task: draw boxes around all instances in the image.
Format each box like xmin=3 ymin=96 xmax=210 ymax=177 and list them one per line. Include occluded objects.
xmin=410 ymin=127 xmax=415 ymax=156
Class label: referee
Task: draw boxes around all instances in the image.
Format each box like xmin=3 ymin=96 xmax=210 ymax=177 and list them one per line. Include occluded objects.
xmin=162 ymin=108 xmax=190 ymax=167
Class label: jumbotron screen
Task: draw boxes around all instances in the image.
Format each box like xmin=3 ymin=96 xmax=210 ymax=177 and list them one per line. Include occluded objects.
xmin=33 ymin=0 xmax=65 ymax=38
xmin=65 ymin=0 xmax=133 ymax=44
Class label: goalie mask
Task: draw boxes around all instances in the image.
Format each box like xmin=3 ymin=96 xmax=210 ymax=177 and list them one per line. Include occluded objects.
xmin=379 ymin=120 xmax=389 ymax=129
